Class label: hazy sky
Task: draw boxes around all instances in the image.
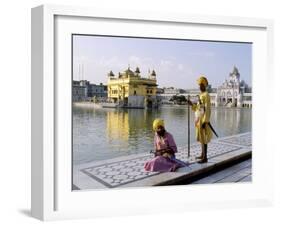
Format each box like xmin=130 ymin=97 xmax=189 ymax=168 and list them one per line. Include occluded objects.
xmin=73 ymin=35 xmax=252 ymax=89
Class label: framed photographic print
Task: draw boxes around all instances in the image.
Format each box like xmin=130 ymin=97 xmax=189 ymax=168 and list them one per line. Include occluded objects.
xmin=31 ymin=4 xmax=274 ymax=221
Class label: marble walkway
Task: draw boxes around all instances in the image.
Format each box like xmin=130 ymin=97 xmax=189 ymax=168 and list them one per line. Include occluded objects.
xmin=73 ymin=132 xmax=252 ymax=190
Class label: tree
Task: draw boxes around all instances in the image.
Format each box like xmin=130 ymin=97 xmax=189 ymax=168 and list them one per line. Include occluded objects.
xmin=169 ymin=95 xmax=187 ymax=104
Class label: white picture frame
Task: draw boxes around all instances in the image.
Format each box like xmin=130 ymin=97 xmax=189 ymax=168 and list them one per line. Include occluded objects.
xmin=31 ymin=4 xmax=274 ymax=221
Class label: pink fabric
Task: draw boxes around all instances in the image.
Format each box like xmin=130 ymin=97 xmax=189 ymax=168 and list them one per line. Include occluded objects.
xmin=154 ymin=132 xmax=177 ymax=154
xmin=144 ymin=132 xmax=182 ymax=172
xmin=144 ymin=156 xmax=181 ymax=172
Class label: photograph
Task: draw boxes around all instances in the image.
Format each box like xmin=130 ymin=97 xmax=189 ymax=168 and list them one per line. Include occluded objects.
xmin=72 ymin=34 xmax=252 ymax=190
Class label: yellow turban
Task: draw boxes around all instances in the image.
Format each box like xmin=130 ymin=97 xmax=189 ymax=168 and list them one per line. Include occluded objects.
xmin=197 ymin=76 xmax=208 ymax=87
xmin=153 ymin=118 xmax=165 ymax=131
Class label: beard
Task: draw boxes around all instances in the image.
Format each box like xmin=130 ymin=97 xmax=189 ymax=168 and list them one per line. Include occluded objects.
xmin=156 ymin=129 xmax=166 ymax=137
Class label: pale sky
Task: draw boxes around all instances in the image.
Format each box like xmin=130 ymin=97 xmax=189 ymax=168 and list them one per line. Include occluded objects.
xmin=73 ymin=35 xmax=252 ymax=89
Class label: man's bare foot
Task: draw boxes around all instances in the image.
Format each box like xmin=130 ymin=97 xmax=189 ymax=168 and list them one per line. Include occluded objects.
xmin=198 ymin=158 xmax=208 ymax=163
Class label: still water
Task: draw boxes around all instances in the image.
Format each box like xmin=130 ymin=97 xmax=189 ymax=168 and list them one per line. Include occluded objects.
xmin=73 ymin=106 xmax=251 ymax=165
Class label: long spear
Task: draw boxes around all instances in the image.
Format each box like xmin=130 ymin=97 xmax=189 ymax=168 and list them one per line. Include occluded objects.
xmin=187 ymin=95 xmax=190 ymax=158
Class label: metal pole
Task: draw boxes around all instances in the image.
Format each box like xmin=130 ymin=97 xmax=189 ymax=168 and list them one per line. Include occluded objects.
xmin=187 ymin=95 xmax=190 ymax=158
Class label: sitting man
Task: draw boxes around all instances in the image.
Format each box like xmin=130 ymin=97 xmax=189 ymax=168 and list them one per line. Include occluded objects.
xmin=144 ymin=118 xmax=188 ymax=172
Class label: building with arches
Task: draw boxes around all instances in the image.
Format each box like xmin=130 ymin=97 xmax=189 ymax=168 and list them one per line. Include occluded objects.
xmin=215 ymin=66 xmax=252 ymax=107
xmin=107 ymin=67 xmax=158 ymax=108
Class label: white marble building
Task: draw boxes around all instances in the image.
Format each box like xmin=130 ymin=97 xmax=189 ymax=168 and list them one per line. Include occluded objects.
xmin=215 ymin=66 xmax=252 ymax=107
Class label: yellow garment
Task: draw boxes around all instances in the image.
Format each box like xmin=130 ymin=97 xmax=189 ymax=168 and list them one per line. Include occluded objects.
xmin=197 ymin=76 xmax=208 ymax=87
xmin=153 ymin=118 xmax=165 ymax=131
xmin=191 ymin=91 xmax=213 ymax=144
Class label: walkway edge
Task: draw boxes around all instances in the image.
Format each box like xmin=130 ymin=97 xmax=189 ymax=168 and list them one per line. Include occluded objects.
xmin=156 ymin=149 xmax=252 ymax=186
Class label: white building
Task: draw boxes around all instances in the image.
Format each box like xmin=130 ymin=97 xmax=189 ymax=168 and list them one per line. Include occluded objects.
xmin=215 ymin=66 xmax=252 ymax=107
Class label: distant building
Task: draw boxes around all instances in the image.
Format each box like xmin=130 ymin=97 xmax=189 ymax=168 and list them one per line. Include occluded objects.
xmin=87 ymin=83 xmax=108 ymax=98
xmin=107 ymin=67 xmax=158 ymax=108
xmin=163 ymin=87 xmax=180 ymax=95
xmin=155 ymin=66 xmax=251 ymax=108
xmin=72 ymin=80 xmax=108 ymax=102
xmin=157 ymin=87 xmax=187 ymax=103
xmin=156 ymin=88 xmax=164 ymax=94
xmin=216 ymin=66 xmax=252 ymax=107
xmin=73 ymin=80 xmax=87 ymax=102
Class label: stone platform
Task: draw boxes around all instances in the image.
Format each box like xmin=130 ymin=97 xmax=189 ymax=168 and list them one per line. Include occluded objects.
xmin=73 ymin=132 xmax=252 ymax=190
xmin=191 ymin=159 xmax=252 ymax=184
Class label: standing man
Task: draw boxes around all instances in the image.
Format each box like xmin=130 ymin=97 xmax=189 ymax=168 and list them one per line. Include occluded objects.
xmin=188 ymin=76 xmax=212 ymax=163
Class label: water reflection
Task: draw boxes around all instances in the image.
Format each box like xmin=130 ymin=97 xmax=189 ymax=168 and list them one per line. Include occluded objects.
xmin=73 ymin=106 xmax=251 ymax=165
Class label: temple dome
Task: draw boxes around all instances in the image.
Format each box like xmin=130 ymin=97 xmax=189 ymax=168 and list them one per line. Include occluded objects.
xmin=135 ymin=67 xmax=140 ymax=74
xmin=108 ymin=70 xmax=115 ymax=77
xmin=150 ymin=70 xmax=156 ymax=76
xmin=123 ymin=67 xmax=135 ymax=76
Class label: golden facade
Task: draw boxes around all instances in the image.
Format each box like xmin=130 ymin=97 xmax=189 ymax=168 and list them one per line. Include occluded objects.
xmin=107 ymin=67 xmax=158 ymax=108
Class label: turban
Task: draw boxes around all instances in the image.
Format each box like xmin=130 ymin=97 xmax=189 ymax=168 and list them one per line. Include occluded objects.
xmin=197 ymin=76 xmax=208 ymax=87
xmin=153 ymin=118 xmax=165 ymax=131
